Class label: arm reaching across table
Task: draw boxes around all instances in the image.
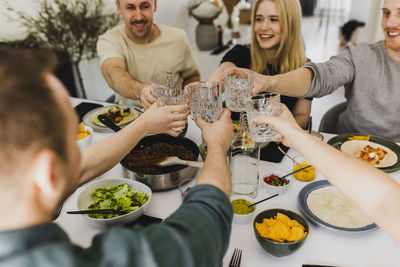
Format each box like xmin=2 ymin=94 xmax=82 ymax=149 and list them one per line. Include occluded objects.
xmin=230 ymin=67 xmax=313 ymax=97
xmin=78 ymin=103 xmax=189 ymax=185
xmin=195 ymin=108 xmax=234 ymax=196
xmin=253 ymin=104 xmax=400 ymax=246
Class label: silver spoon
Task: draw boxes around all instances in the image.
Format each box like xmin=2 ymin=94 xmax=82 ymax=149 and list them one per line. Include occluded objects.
xmin=277 ymin=146 xmax=300 ymax=165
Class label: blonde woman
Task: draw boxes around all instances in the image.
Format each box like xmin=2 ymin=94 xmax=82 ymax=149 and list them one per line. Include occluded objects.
xmin=210 ymin=0 xmax=311 ymax=162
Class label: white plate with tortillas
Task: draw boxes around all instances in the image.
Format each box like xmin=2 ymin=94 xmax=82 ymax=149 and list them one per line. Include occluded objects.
xmin=298 ymin=180 xmax=377 ymax=232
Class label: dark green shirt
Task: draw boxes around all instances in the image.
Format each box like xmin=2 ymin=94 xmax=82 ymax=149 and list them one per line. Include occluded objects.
xmin=0 ymin=185 xmax=233 ymax=267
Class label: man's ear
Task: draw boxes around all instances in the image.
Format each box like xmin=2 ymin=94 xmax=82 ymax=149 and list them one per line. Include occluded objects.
xmin=30 ymin=150 xmax=59 ymax=199
xmin=153 ymin=0 xmax=157 ymax=12
xmin=116 ymin=0 xmax=122 ymax=15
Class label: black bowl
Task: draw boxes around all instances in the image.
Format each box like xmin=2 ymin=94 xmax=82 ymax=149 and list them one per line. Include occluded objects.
xmin=253 ymin=209 xmax=309 ymax=257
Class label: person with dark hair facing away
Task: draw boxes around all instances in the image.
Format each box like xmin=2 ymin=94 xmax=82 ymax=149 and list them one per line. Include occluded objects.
xmin=0 ymin=48 xmax=234 ymax=267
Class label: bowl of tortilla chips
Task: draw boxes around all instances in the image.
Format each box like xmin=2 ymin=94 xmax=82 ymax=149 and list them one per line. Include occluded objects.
xmin=253 ymin=209 xmax=309 ymax=257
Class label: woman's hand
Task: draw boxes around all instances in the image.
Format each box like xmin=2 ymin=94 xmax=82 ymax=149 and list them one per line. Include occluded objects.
xmin=135 ymin=103 xmax=189 ymax=137
xmin=252 ymin=104 xmax=303 ymax=148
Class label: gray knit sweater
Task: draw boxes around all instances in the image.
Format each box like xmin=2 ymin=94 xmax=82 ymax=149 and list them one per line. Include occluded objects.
xmin=305 ymin=41 xmax=400 ymax=142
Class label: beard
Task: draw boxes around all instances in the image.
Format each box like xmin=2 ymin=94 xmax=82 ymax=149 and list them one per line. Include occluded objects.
xmin=128 ymin=19 xmax=153 ymax=40
xmin=384 ymin=28 xmax=400 ymax=51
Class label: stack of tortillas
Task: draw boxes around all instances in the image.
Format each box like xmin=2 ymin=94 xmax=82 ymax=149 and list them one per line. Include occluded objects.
xmin=307 ymin=186 xmax=373 ymax=228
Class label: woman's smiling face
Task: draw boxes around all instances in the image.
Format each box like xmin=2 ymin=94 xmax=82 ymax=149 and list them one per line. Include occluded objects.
xmin=254 ymin=0 xmax=281 ymax=53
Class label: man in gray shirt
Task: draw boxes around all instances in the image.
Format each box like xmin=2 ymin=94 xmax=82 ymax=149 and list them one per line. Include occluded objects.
xmin=246 ymin=0 xmax=400 ymax=141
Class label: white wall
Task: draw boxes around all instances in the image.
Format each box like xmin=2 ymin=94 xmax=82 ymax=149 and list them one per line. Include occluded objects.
xmin=349 ymin=0 xmax=384 ymax=43
xmin=367 ymin=0 xmax=384 ymax=42
xmin=349 ymin=0 xmax=372 ymax=22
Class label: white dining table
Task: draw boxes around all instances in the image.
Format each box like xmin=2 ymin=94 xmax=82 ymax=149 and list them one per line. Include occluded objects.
xmin=56 ymin=98 xmax=400 ymax=267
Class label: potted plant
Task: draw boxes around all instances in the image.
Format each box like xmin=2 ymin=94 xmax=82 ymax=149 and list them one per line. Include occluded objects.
xmin=1 ymin=0 xmax=120 ymax=98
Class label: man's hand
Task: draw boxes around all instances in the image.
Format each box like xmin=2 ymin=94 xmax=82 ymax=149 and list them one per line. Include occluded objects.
xmin=252 ymin=104 xmax=303 ymax=148
xmin=195 ymin=109 xmax=234 ymax=152
xmin=140 ymin=85 xmax=156 ymax=110
xmin=226 ymin=67 xmax=276 ymax=96
xmin=136 ymin=103 xmax=189 ymax=137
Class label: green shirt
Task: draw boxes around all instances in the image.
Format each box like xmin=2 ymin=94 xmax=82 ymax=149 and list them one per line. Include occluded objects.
xmin=0 ymin=185 xmax=233 ymax=267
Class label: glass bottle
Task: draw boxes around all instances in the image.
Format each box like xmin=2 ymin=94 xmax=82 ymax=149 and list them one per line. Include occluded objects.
xmin=229 ymin=112 xmax=259 ymax=198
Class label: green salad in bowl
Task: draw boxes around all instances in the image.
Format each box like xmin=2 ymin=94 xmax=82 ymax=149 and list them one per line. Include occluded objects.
xmin=77 ymin=178 xmax=152 ymax=227
xmin=88 ymin=183 xmax=148 ymax=219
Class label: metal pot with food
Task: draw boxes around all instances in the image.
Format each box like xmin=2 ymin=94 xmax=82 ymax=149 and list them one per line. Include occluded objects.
xmin=121 ymin=134 xmax=200 ymax=191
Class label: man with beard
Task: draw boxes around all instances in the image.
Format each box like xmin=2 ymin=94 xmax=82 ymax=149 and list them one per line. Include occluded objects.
xmin=97 ymin=0 xmax=200 ymax=109
xmin=242 ymin=0 xmax=400 ymax=142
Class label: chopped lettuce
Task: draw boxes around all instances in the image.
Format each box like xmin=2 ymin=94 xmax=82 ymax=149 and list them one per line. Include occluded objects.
xmin=88 ymin=183 xmax=148 ymax=219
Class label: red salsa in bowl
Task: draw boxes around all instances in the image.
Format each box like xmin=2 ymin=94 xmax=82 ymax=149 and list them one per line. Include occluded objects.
xmin=264 ymin=174 xmax=290 ymax=186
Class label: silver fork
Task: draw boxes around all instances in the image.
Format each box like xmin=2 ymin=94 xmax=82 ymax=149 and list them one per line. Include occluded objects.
xmin=228 ymin=248 xmax=242 ymax=267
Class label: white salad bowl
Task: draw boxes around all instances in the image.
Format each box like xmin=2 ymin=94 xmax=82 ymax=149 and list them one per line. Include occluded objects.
xmin=76 ymin=178 xmax=152 ymax=227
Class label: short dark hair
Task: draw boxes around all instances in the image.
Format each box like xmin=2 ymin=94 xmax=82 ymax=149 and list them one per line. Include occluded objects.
xmin=0 ymin=48 xmax=67 ymax=176
xmin=341 ymin=20 xmax=365 ymax=41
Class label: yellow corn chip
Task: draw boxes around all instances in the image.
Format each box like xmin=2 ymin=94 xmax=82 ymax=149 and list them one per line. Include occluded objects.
xmin=263 ymin=218 xmax=276 ymax=227
xmin=291 ymin=219 xmax=305 ymax=230
xmin=348 ymin=135 xmax=370 ymax=141
xmin=287 ymin=226 xmax=306 ymax=242
xmin=276 ymin=212 xmax=293 ymax=227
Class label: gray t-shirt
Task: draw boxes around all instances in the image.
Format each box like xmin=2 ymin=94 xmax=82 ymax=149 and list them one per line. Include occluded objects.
xmin=305 ymin=41 xmax=400 ymax=141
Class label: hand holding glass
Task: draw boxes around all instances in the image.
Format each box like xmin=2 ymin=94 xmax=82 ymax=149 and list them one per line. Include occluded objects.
xmin=153 ymin=87 xmax=187 ymax=131
xmin=246 ymin=93 xmax=281 ymax=143
xmin=223 ymin=68 xmax=253 ymax=112
xmin=185 ymin=81 xmax=222 ymax=123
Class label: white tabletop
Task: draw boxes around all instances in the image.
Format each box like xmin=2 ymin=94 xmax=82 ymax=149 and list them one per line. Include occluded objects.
xmin=57 ymin=98 xmax=400 ymax=267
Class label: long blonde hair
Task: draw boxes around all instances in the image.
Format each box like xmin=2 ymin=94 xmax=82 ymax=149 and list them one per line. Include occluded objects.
xmin=250 ymin=0 xmax=306 ymax=74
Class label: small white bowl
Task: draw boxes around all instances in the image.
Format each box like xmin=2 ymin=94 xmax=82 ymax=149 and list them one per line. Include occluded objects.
xmin=231 ymin=195 xmax=256 ymax=225
xmin=77 ymin=178 xmax=152 ymax=227
xmin=261 ymin=170 xmax=290 ymax=195
xmin=76 ymin=124 xmax=93 ymax=149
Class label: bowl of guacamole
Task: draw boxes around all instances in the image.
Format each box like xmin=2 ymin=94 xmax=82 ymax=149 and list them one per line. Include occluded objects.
xmin=231 ymin=195 xmax=256 ymax=224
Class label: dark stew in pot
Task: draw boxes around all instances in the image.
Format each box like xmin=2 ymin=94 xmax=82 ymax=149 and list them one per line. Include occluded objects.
xmin=122 ymin=142 xmax=196 ymax=174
